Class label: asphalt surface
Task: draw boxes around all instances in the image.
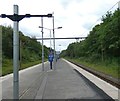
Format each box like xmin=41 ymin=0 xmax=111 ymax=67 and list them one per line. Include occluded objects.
xmin=1 ymin=59 xmax=115 ymax=100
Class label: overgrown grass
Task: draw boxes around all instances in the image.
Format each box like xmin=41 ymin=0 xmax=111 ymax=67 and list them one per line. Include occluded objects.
xmin=66 ymin=57 xmax=119 ymax=79
xmin=2 ymin=59 xmax=45 ymax=76
xmin=2 ymin=59 xmax=13 ymax=76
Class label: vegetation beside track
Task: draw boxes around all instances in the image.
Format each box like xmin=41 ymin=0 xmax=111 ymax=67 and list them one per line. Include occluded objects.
xmin=2 ymin=59 xmax=43 ymax=76
xmin=61 ymin=9 xmax=120 ymax=79
xmin=65 ymin=57 xmax=119 ymax=79
xmin=1 ymin=25 xmax=50 ymax=76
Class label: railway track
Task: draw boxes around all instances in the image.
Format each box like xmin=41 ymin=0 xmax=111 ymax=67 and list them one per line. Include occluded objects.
xmin=68 ymin=60 xmax=120 ymax=89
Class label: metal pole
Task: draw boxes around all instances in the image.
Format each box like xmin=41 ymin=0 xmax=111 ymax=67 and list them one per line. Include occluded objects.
xmin=118 ymin=1 xmax=120 ymax=9
xmin=41 ymin=17 xmax=44 ymax=71
xmin=13 ymin=5 xmax=19 ymax=99
xmin=118 ymin=5 xmax=120 ymax=101
xmin=50 ymin=30 xmax=52 ymax=50
xmin=20 ymin=40 xmax=22 ymax=71
xmin=53 ymin=15 xmax=56 ymax=70
xmin=0 ymin=19 xmax=2 ymax=101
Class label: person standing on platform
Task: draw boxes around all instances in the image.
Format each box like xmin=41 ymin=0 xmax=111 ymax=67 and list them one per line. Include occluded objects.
xmin=48 ymin=51 xmax=54 ymax=69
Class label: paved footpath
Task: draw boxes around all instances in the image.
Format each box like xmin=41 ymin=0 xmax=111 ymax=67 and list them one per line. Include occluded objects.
xmin=1 ymin=59 xmax=118 ymax=100
xmin=35 ymin=59 xmax=115 ymax=100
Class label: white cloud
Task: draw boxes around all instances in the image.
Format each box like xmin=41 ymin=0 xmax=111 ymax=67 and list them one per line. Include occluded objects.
xmin=0 ymin=0 xmax=119 ymax=51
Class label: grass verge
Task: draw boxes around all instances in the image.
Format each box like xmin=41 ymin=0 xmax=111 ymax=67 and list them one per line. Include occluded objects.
xmin=2 ymin=59 xmax=45 ymax=76
xmin=66 ymin=58 xmax=119 ymax=79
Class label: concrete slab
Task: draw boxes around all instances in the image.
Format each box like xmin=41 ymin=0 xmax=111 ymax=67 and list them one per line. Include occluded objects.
xmin=64 ymin=59 xmax=119 ymax=100
xmin=35 ymin=59 xmax=114 ymax=100
xmin=2 ymin=61 xmax=49 ymax=99
xmin=1 ymin=59 xmax=117 ymax=100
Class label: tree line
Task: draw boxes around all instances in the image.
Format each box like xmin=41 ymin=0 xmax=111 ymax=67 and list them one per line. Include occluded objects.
xmin=61 ymin=9 xmax=120 ymax=63
xmin=2 ymin=25 xmax=50 ymax=63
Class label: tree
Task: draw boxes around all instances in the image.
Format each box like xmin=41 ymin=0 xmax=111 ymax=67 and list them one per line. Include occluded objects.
xmin=61 ymin=9 xmax=120 ymax=60
xmin=2 ymin=25 xmax=50 ymax=62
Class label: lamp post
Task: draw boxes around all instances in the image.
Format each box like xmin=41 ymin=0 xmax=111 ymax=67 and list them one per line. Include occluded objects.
xmin=41 ymin=17 xmax=44 ymax=71
xmin=38 ymin=26 xmax=62 ymax=51
xmin=39 ymin=26 xmax=62 ymax=70
xmin=13 ymin=5 xmax=19 ymax=99
xmin=56 ymin=44 xmax=61 ymax=60
xmin=119 ymin=1 xmax=120 ymax=9
xmin=39 ymin=27 xmax=52 ymax=50
xmin=58 ymin=44 xmax=61 ymax=52
xmin=38 ymin=18 xmax=44 ymax=71
xmin=50 ymin=30 xmax=52 ymax=50
xmin=52 ymin=15 xmax=62 ymax=70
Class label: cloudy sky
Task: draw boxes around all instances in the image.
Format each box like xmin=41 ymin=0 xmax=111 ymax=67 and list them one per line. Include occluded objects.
xmin=0 ymin=0 xmax=119 ymax=51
